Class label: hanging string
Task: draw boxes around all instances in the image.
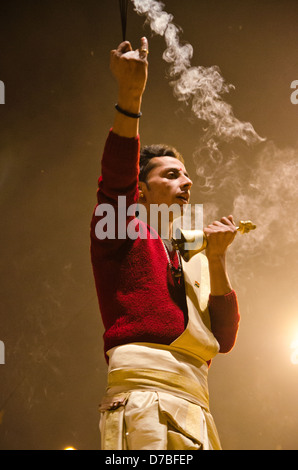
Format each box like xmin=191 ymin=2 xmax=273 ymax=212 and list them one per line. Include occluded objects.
xmin=119 ymin=0 xmax=129 ymax=41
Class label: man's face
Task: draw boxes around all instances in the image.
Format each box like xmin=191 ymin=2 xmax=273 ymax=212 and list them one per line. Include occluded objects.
xmin=139 ymin=156 xmax=193 ymax=209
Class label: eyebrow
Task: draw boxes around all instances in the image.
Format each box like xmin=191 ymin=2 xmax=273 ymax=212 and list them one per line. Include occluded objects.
xmin=164 ymin=167 xmax=190 ymax=178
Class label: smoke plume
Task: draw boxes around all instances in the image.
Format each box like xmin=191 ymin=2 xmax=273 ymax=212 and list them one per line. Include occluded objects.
xmin=232 ymin=142 xmax=298 ymax=264
xmin=131 ymin=0 xmax=298 ymax=268
xmin=131 ymin=0 xmax=264 ymax=151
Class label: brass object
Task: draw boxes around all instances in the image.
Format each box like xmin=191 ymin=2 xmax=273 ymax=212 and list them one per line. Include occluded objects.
xmin=172 ymin=220 xmax=256 ymax=262
xmin=237 ymin=220 xmax=257 ymax=234
xmin=172 ymin=229 xmax=207 ymax=262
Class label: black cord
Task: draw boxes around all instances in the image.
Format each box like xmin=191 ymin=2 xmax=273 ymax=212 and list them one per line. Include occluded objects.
xmin=119 ymin=0 xmax=129 ymax=41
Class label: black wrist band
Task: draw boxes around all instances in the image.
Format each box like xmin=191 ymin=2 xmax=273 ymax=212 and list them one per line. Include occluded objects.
xmin=115 ymin=104 xmax=142 ymax=119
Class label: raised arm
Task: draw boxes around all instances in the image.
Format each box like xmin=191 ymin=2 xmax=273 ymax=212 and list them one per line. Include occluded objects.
xmin=110 ymin=37 xmax=149 ymax=138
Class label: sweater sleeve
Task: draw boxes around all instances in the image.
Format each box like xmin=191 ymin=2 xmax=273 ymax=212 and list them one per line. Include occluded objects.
xmin=208 ymin=290 xmax=240 ymax=353
xmin=97 ymin=129 xmax=140 ymax=205
xmin=90 ymin=129 xmax=140 ymax=257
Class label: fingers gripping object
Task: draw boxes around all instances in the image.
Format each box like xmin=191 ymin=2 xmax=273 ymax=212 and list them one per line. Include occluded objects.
xmin=172 ymin=221 xmax=257 ymax=262
xmin=118 ymin=1 xmax=149 ymax=56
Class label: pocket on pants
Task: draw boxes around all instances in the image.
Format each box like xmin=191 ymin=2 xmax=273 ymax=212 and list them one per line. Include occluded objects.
xmin=99 ymin=393 xmax=130 ymax=450
xmin=157 ymin=391 xmax=207 ymax=449
xmin=124 ymin=390 xmax=204 ymax=450
xmin=124 ymin=390 xmax=168 ymax=450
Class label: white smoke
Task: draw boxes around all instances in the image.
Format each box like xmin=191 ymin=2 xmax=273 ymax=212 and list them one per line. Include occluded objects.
xmin=232 ymin=141 xmax=298 ymax=263
xmin=131 ymin=0 xmax=298 ymax=267
xmin=131 ymin=0 xmax=264 ymax=151
xmin=195 ymin=138 xmax=298 ymax=269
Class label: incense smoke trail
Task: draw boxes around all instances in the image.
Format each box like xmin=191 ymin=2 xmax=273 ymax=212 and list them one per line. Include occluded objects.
xmin=131 ymin=0 xmax=264 ymax=153
xmin=231 ymin=142 xmax=298 ymax=264
xmin=131 ymin=0 xmax=298 ymax=268
xmin=131 ymin=0 xmax=265 ymax=201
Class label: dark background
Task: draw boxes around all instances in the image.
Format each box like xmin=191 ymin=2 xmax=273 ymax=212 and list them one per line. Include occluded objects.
xmin=0 ymin=0 xmax=298 ymax=450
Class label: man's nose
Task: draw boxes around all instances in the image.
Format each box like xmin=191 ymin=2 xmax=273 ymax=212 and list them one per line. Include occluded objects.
xmin=181 ymin=175 xmax=193 ymax=189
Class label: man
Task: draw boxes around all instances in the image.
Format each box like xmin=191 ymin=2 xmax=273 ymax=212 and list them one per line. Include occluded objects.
xmin=90 ymin=37 xmax=240 ymax=450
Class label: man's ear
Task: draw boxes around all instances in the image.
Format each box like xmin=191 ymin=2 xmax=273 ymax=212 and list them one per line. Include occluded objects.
xmin=138 ymin=181 xmax=147 ymax=202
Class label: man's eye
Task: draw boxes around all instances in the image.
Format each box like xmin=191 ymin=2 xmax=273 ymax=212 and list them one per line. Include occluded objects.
xmin=167 ymin=172 xmax=177 ymax=178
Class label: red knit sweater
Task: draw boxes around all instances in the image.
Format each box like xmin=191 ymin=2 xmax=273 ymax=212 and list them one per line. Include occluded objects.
xmin=90 ymin=130 xmax=240 ymax=362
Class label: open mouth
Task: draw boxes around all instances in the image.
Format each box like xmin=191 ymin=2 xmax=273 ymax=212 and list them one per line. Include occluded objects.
xmin=176 ymin=195 xmax=189 ymax=203
xmin=177 ymin=193 xmax=189 ymax=203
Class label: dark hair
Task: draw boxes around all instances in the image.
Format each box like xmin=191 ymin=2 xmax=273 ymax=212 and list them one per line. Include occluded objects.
xmin=139 ymin=144 xmax=185 ymax=183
